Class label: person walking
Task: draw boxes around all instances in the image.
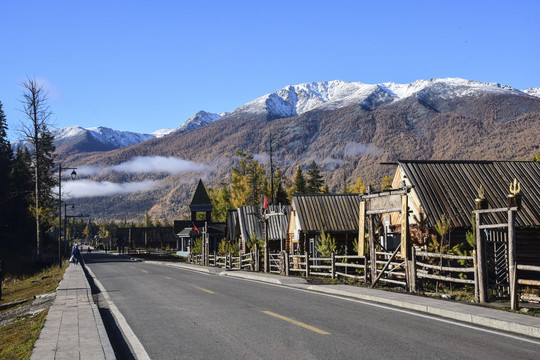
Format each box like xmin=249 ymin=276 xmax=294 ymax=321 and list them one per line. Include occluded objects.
xmin=71 ymin=246 xmax=80 ymax=265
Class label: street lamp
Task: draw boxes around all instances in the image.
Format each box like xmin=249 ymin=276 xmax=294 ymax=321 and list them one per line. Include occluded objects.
xmin=58 ymin=164 xmax=77 ymax=267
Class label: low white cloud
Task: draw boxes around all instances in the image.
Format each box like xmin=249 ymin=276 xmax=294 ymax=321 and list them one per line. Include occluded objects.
xmin=62 ymin=179 xmax=162 ymax=198
xmin=253 ymin=153 xmax=270 ymax=164
xmin=321 ymin=157 xmax=344 ymax=170
xmin=344 ymin=142 xmax=380 ymax=157
xmin=75 ymin=156 xmax=208 ymax=176
xmin=111 ymin=156 xmax=207 ymax=174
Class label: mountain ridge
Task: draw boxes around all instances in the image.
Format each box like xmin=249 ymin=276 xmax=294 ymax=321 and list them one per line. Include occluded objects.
xmin=54 ymin=78 xmax=540 ymax=222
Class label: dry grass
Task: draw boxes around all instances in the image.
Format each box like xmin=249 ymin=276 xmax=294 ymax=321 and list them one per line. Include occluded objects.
xmin=0 ymin=309 xmax=49 ymax=360
xmin=1 ymin=264 xmax=66 ymax=310
xmin=0 ymin=264 xmax=66 ymax=359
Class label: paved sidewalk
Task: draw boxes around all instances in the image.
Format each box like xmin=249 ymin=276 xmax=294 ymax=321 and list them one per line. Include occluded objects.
xmin=145 ymin=260 xmax=540 ymax=339
xmin=31 ymin=262 xmax=115 ymax=360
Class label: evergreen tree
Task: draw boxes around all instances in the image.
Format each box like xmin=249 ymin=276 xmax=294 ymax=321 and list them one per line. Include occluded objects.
xmin=230 ymin=151 xmax=267 ymax=207
xmin=0 ymin=101 xmax=13 ymax=237
xmin=292 ymin=165 xmax=306 ymax=194
xmin=306 ymin=161 xmax=324 ymax=194
xmin=273 ymin=169 xmax=289 ymax=205
xmin=143 ymin=212 xmax=153 ymax=227
xmin=209 ymin=183 xmax=234 ymax=222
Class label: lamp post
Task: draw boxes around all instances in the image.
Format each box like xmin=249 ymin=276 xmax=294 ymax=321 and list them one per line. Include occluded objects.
xmin=58 ymin=164 xmax=77 ymax=267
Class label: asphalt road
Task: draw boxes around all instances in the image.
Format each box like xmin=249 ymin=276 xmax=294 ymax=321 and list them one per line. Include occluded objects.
xmin=84 ymin=252 xmax=540 ymax=360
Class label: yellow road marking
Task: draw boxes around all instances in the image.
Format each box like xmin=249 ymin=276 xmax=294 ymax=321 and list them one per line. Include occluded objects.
xmin=141 ymin=269 xmax=149 ymax=273
xmin=194 ymin=286 xmax=214 ymax=294
xmin=262 ymin=311 xmax=330 ymax=335
xmin=164 ymin=276 xmax=173 ymax=280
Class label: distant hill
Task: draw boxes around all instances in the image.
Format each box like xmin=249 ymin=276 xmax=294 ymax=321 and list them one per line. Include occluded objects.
xmin=57 ymin=78 xmax=540 ymax=222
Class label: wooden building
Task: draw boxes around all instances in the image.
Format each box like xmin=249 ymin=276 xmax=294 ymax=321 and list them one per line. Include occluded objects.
xmin=287 ymin=194 xmax=361 ymax=255
xmin=173 ymin=179 xmax=225 ymax=256
xmin=391 ymin=160 xmax=540 ymax=264
xmin=230 ymin=205 xmax=290 ymax=253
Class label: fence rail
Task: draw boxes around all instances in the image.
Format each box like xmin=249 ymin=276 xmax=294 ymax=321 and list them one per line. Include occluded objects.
xmin=516 ymin=264 xmax=540 ymax=303
xmin=187 ymin=247 xmax=481 ymax=299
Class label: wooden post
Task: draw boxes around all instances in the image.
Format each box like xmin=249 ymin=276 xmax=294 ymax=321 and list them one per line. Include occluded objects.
xmin=476 ymin=212 xmax=488 ymax=303
xmin=364 ymin=257 xmax=368 ymax=284
xmin=331 ymin=252 xmax=336 ymax=279
xmin=409 ymin=246 xmax=417 ymax=293
xmin=368 ymin=215 xmax=377 ymax=283
xmin=306 ymin=250 xmax=311 ymax=277
xmin=358 ymin=201 xmax=366 ymax=256
xmin=473 ymin=250 xmax=479 ymax=303
xmin=263 ymin=218 xmax=268 ymax=273
xmin=401 ymin=194 xmax=409 ymax=260
xmin=285 ymin=251 xmax=290 ymax=277
xmin=254 ymin=244 xmax=260 ymax=272
xmin=508 ymin=209 xmax=518 ymax=310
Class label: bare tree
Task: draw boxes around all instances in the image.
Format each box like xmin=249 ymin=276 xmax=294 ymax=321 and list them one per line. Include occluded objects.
xmin=19 ymin=77 xmax=57 ymax=256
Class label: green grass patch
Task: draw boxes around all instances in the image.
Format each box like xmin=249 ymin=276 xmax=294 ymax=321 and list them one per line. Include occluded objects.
xmin=0 ymin=309 xmax=49 ymax=360
xmin=1 ymin=264 xmax=66 ymax=309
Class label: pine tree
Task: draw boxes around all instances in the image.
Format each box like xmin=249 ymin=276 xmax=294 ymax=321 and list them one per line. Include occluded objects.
xmin=292 ymin=165 xmax=306 ymax=194
xmin=0 ymin=101 xmax=13 ymax=237
xmin=143 ymin=212 xmax=153 ymax=227
xmin=273 ymin=169 xmax=289 ymax=205
xmin=230 ymin=151 xmax=267 ymax=207
xmin=306 ymin=161 xmax=324 ymax=194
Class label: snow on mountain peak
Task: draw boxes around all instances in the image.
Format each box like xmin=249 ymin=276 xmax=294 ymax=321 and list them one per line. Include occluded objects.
xmin=172 ymin=110 xmax=223 ymax=135
xmin=524 ymin=87 xmax=540 ymax=98
xmin=230 ymin=78 xmax=531 ymax=120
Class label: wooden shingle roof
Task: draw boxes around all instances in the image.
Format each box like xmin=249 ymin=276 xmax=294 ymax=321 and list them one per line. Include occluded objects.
xmin=398 ymin=160 xmax=540 ymax=228
xmin=237 ymin=205 xmax=290 ymax=242
xmin=189 ymin=179 xmax=213 ymax=212
xmin=292 ymin=194 xmax=361 ymax=233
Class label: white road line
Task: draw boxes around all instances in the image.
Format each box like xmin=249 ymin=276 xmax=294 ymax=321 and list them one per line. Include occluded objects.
xmin=216 ymin=274 xmax=540 ymax=346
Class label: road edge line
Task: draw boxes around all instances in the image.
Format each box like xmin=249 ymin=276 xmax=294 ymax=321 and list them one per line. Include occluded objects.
xmin=85 ymin=265 xmax=152 ymax=360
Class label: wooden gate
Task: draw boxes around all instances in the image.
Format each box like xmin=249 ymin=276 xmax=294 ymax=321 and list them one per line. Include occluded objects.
xmin=475 ymin=207 xmax=518 ymax=305
xmin=268 ymin=252 xmax=281 ymax=274
xmin=358 ymin=185 xmax=412 ymax=290
xmin=484 ymin=229 xmax=509 ymax=296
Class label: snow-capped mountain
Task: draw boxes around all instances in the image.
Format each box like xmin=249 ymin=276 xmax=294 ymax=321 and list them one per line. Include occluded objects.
xmin=151 ymin=128 xmax=175 ymax=138
xmin=230 ymin=78 xmax=526 ymax=119
xmin=171 ymin=110 xmax=223 ymax=135
xmin=46 ymin=78 xmax=538 ymax=158
xmin=53 ymin=126 xmax=155 ymax=149
xmin=524 ymin=87 xmax=540 ymax=98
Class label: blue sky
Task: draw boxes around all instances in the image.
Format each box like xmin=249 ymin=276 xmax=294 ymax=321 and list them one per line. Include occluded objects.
xmin=1 ymin=0 xmax=539 ymax=141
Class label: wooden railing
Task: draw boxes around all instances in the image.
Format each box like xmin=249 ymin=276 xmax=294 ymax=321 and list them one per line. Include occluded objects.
xmin=516 ymin=264 xmax=540 ymax=304
xmin=414 ymin=250 xmax=476 ymax=286
xmin=188 ymin=248 xmax=481 ymax=300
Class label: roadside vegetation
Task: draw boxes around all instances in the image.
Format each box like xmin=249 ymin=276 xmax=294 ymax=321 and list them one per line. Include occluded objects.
xmin=0 ymin=264 xmax=66 ymax=360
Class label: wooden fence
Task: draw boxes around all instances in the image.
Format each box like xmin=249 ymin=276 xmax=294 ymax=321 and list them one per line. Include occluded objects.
xmin=187 ymin=248 xmax=485 ymax=301
xmin=191 ymin=251 xmax=255 ymax=271
xmin=516 ymin=264 xmax=540 ymax=305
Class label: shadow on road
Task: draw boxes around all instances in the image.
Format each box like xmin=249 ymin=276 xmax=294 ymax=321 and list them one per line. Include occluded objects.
xmin=82 ymin=252 xmax=137 ymax=264
xmin=81 ymin=258 xmax=136 ymax=360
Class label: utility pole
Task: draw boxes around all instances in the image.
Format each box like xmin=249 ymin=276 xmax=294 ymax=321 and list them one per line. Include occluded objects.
xmin=269 ymin=134 xmax=275 ymax=205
